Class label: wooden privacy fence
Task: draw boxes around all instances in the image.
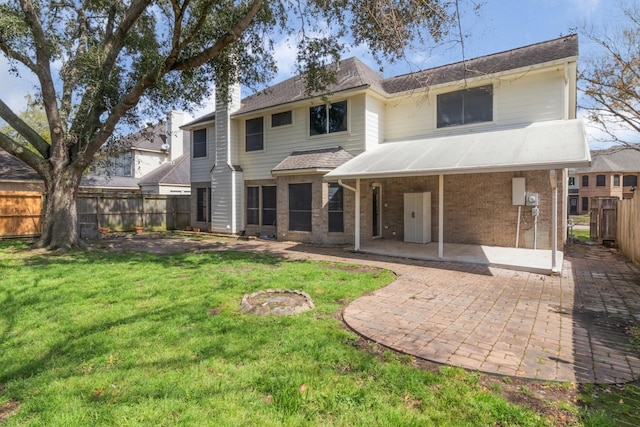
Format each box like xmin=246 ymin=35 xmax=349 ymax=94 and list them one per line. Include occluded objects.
xmin=77 ymin=193 xmax=191 ymax=238
xmin=0 ymin=191 xmax=43 ymax=237
xmin=589 ymin=197 xmax=618 ymax=244
xmin=617 ymin=192 xmax=640 ymax=265
xmin=0 ymin=191 xmax=190 ymax=238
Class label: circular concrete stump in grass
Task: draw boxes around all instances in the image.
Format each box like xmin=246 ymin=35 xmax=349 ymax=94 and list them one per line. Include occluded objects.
xmin=241 ymin=289 xmax=314 ymax=316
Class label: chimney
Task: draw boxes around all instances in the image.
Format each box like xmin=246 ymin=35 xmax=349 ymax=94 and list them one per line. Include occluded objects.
xmin=166 ymin=110 xmax=184 ymax=162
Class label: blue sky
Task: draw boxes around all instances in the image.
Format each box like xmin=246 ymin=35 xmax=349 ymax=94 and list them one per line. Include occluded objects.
xmin=0 ymin=0 xmax=627 ymax=147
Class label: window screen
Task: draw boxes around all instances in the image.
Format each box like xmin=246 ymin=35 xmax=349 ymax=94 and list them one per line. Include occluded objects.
xmin=271 ymin=111 xmax=292 ymax=127
xmin=328 ymin=183 xmax=344 ymax=233
xmin=193 ymin=129 xmax=207 ymax=158
xmin=245 ymin=117 xmax=264 ymax=151
xmin=437 ymin=86 xmax=493 ymax=128
xmin=262 ymin=186 xmax=277 ymax=226
xmin=289 ymin=183 xmax=312 ymax=231
xmin=246 ymin=187 xmax=259 ymax=225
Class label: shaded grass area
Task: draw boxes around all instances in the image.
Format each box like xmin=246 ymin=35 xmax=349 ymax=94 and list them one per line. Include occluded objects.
xmin=0 ymin=240 xmax=551 ymax=426
xmin=570 ymin=228 xmax=592 ymax=243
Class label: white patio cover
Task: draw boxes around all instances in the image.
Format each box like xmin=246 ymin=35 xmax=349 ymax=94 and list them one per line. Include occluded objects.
xmin=325 ymin=119 xmax=590 ymax=180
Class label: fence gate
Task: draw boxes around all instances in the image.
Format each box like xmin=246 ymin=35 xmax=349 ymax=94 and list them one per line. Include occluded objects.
xmin=0 ymin=191 xmax=43 ymax=237
xmin=590 ymin=197 xmax=617 ymax=244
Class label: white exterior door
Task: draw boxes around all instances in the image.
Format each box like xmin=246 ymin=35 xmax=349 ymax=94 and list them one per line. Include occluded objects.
xmin=404 ymin=192 xmax=431 ymax=243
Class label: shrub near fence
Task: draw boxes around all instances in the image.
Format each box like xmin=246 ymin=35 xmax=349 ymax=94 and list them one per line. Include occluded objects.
xmin=77 ymin=193 xmax=191 ymax=238
xmin=617 ymin=191 xmax=640 ymax=265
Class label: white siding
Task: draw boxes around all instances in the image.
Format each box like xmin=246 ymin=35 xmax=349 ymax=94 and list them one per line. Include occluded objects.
xmin=190 ymin=126 xmax=216 ymax=183
xmin=365 ymin=96 xmax=385 ymax=151
xmin=134 ymin=151 xmax=166 ymax=178
xmin=238 ymin=93 xmax=368 ymax=181
xmin=384 ymin=67 xmax=566 ymax=141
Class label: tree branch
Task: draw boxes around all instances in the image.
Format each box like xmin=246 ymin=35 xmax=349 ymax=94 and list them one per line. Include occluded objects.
xmin=172 ymin=0 xmax=264 ymax=71
xmin=0 ymin=97 xmax=50 ymax=157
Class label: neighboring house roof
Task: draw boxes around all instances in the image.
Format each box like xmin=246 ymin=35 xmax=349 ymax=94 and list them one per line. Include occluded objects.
xmin=272 ymin=146 xmax=354 ymax=175
xmin=80 ymin=174 xmax=140 ymax=190
xmin=0 ymin=150 xmax=41 ymax=182
xmin=186 ymin=34 xmax=577 ymax=121
xmin=575 ymin=146 xmax=640 ymax=173
xmin=325 ymin=119 xmax=590 ymax=179
xmin=121 ymin=122 xmax=168 ymax=151
xmin=182 ymin=111 xmax=216 ymax=129
xmin=138 ymin=153 xmax=190 ymax=186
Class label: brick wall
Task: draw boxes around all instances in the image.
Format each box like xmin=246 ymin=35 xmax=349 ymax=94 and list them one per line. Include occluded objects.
xmin=243 ymin=178 xmax=277 ymax=237
xmin=354 ymin=170 xmax=564 ymax=250
xmin=275 ymin=174 xmax=354 ymax=245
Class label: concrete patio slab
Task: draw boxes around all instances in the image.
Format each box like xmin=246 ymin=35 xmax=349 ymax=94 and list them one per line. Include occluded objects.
xmin=358 ymin=240 xmax=563 ymax=275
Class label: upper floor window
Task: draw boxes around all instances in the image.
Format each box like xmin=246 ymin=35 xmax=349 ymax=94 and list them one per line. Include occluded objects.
xmin=246 ymin=117 xmax=264 ymax=152
xmin=309 ymin=100 xmax=347 ymax=136
xmin=272 ymin=111 xmax=292 ymax=128
xmin=596 ymin=175 xmax=606 ymax=186
xmin=623 ymin=175 xmax=638 ymax=187
xmin=568 ymin=177 xmax=576 ymax=186
xmin=193 ymin=129 xmax=207 ymax=158
xmin=582 ymin=175 xmax=589 ymax=187
xmin=111 ymin=152 xmax=133 ymax=177
xmin=614 ymin=175 xmax=621 ymax=186
xmin=437 ymin=85 xmax=493 ymax=128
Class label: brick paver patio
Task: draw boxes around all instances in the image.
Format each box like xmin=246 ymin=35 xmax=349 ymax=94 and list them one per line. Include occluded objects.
xmin=104 ymin=236 xmax=640 ymax=383
xmin=343 ymin=244 xmax=640 ymax=383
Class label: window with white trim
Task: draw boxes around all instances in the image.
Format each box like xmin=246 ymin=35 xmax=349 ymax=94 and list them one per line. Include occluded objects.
xmin=437 ymin=85 xmax=493 ymax=128
xmin=309 ymin=101 xmax=347 ymax=135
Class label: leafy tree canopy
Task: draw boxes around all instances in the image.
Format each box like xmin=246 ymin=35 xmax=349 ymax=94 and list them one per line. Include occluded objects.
xmin=0 ymin=0 xmax=458 ymax=249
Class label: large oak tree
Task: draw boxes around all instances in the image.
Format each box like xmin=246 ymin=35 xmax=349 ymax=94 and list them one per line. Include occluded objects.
xmin=0 ymin=0 xmax=457 ymax=249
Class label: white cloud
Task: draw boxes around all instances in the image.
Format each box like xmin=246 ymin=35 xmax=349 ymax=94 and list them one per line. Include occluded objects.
xmin=568 ymin=0 xmax=602 ymax=17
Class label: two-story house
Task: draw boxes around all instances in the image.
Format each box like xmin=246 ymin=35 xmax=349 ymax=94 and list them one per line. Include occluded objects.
xmin=81 ymin=110 xmax=191 ymax=194
xmin=574 ymin=147 xmax=640 ymax=213
xmin=183 ymin=35 xmax=590 ymax=272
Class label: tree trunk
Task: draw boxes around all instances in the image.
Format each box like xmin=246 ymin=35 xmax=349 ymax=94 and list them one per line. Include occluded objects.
xmin=36 ymin=168 xmax=84 ymax=250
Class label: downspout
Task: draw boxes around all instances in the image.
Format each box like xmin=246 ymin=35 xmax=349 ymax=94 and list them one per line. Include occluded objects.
xmin=550 ymin=169 xmax=558 ymax=273
xmin=438 ymin=174 xmax=444 ymax=258
xmin=338 ymin=179 xmax=360 ymax=251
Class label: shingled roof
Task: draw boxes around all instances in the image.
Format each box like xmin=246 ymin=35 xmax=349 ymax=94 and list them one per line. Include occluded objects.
xmin=187 ymin=35 xmax=578 ymax=123
xmin=138 ymin=153 xmax=190 ymax=186
xmin=0 ymin=150 xmax=41 ymax=182
xmin=234 ymin=57 xmax=385 ymax=116
xmin=575 ymin=145 xmax=640 ymax=173
xmin=382 ymin=34 xmax=578 ymax=93
xmin=272 ymin=146 xmax=354 ymax=174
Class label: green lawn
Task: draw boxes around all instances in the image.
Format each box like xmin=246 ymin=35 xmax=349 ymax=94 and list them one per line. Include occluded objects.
xmin=5 ymin=238 xmax=626 ymax=426
xmin=0 ymin=239 xmax=551 ymax=426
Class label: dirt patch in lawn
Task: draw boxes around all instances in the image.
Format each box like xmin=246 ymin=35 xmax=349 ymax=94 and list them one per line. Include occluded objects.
xmin=0 ymin=398 xmax=20 ymax=424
